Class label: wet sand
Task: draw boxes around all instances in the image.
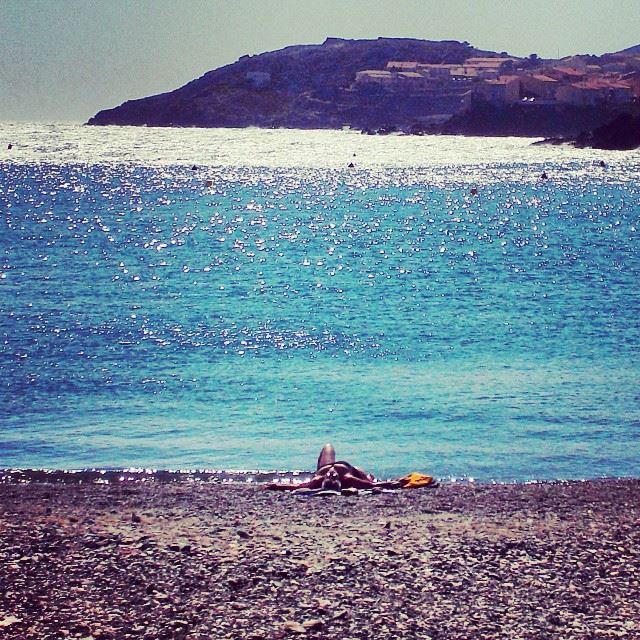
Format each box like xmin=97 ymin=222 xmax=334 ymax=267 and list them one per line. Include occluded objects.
xmin=1 ymin=478 xmax=639 ymax=639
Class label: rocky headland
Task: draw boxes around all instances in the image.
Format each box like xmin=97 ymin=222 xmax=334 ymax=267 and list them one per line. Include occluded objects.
xmin=1 ymin=478 xmax=639 ymax=639
xmin=87 ymin=37 xmax=640 ymax=138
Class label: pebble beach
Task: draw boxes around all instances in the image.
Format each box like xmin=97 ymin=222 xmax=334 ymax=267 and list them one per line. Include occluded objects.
xmin=1 ymin=478 xmax=639 ymax=639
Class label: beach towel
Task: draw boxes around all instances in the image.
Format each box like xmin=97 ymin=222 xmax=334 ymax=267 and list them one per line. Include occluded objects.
xmin=398 ymin=472 xmax=436 ymax=488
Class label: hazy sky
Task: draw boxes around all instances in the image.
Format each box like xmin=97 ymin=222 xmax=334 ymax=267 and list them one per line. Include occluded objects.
xmin=1 ymin=0 xmax=639 ymax=122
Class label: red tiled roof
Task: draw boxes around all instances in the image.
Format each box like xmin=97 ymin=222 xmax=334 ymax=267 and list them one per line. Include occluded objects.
xmin=553 ymin=66 xmax=584 ymax=76
xmin=571 ymin=79 xmax=632 ymax=90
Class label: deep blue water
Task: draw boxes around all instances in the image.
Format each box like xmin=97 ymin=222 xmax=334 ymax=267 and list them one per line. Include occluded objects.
xmin=1 ymin=129 xmax=639 ymax=481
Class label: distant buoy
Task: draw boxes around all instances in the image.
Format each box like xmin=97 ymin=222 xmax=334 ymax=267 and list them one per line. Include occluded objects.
xmin=599 ymin=160 xmax=606 ymax=168
xmin=7 ymin=143 xmax=12 ymax=150
xmin=540 ymin=171 xmax=548 ymax=180
xmin=205 ymin=179 xmax=213 ymax=188
xmin=347 ymin=162 xmax=355 ymax=168
xmin=470 ymin=187 xmax=478 ymax=196
xmin=191 ymin=165 xmax=198 ymax=171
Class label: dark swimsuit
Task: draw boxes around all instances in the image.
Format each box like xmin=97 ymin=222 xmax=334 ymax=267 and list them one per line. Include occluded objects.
xmin=316 ymin=461 xmax=373 ymax=481
xmin=317 ymin=460 xmax=355 ymax=473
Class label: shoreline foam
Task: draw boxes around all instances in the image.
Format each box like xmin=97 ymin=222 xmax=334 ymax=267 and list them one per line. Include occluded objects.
xmin=2 ymin=467 xmax=637 ymax=486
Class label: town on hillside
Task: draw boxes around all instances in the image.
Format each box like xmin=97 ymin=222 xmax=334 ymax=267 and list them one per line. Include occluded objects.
xmin=351 ymin=52 xmax=640 ymax=131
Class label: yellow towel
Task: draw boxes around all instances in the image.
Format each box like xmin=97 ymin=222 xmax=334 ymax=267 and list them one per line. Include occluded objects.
xmin=400 ymin=472 xmax=435 ymax=488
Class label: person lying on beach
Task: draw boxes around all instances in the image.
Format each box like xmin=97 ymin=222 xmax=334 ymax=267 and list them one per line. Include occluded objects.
xmin=265 ymin=443 xmax=403 ymax=491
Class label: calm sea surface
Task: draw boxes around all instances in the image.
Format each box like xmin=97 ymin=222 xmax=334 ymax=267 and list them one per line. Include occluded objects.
xmin=1 ymin=122 xmax=639 ymax=481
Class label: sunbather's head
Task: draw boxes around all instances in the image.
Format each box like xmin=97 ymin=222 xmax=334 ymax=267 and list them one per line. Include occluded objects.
xmin=321 ymin=467 xmax=341 ymax=491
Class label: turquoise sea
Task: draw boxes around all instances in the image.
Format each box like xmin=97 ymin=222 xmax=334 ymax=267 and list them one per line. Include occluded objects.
xmin=1 ymin=123 xmax=639 ymax=481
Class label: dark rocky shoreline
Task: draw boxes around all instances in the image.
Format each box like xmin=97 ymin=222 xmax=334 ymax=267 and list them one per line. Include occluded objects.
xmin=1 ymin=479 xmax=639 ymax=639
xmin=533 ymin=113 xmax=640 ymax=150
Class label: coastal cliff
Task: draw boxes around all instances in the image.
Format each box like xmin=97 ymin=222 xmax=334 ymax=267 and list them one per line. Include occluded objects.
xmin=87 ymin=37 xmax=640 ymax=138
